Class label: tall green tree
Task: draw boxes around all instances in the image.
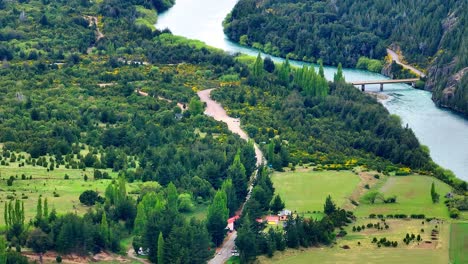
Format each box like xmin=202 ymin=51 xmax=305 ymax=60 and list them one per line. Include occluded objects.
xmin=252 ymin=53 xmax=264 ymax=78
xmin=221 ymin=179 xmax=238 ymax=216
xmin=227 ymin=150 xmax=248 ymax=202
xmin=0 ymin=236 xmax=6 ymax=264
xmin=430 ymin=182 xmax=440 ymax=203
xmin=36 ymin=197 xmax=42 ymax=221
xmin=100 ymin=211 xmax=110 ymax=247
xmin=166 ymin=182 xmax=178 ymax=213
xmin=270 ymin=194 xmax=285 ymax=213
xmin=236 ymin=216 xmax=257 ymax=263
xmin=206 ymin=190 xmax=229 ymax=246
xmin=333 ymin=63 xmax=345 ymax=83
xmin=157 ymin=232 xmax=164 ymax=264
xmin=43 ymin=198 xmax=48 ymax=219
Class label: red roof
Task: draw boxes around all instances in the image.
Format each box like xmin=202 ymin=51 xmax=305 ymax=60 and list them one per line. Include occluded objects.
xmin=266 ymin=215 xmax=279 ymax=222
xmin=227 ymin=216 xmax=240 ymax=224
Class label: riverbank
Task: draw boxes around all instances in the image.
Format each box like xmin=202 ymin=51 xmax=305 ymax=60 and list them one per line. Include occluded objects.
xmin=157 ymin=0 xmax=468 ymax=181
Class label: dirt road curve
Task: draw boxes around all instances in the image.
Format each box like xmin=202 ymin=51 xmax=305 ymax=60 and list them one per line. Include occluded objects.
xmin=198 ymin=89 xmax=264 ymax=166
xmin=198 ymin=88 xmax=264 ymax=264
xmin=387 ymin=49 xmax=426 ymax=77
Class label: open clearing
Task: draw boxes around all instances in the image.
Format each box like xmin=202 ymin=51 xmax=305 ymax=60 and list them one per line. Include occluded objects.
xmin=258 ymin=246 xmax=448 ymax=264
xmin=355 ymin=175 xmax=453 ymax=218
xmin=450 ymin=223 xmax=468 ymax=264
xmin=0 ymin=164 xmax=138 ymax=226
xmin=259 ymin=219 xmax=450 ymax=264
xmin=259 ymin=219 xmax=452 ymax=264
xmin=271 ymin=170 xmax=359 ymax=213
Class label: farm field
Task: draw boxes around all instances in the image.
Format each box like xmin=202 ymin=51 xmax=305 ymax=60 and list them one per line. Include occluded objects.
xmin=271 ymin=170 xmax=359 ymax=213
xmin=355 ymin=175 xmax=453 ymax=218
xmin=450 ymin=222 xmax=468 ymax=264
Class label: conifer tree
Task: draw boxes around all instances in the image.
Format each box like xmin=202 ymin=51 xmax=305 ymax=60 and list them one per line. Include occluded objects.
xmin=36 ymin=197 xmax=42 ymax=221
xmin=227 ymin=150 xmax=248 ymax=202
xmin=324 ymin=195 xmax=336 ymax=215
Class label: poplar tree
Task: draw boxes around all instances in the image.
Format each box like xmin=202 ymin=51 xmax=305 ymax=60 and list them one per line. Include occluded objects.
xmin=252 ymin=53 xmax=264 ymax=78
xmin=206 ymin=190 xmax=228 ymax=246
xmin=277 ymin=59 xmax=291 ymax=85
xmin=36 ymin=197 xmax=42 ymax=221
xmin=0 ymin=236 xmax=6 ymax=264
xmin=43 ymin=198 xmax=48 ymax=219
xmin=157 ymin=232 xmax=164 ymax=264
xmin=227 ymin=150 xmax=248 ymax=202
xmin=166 ymin=182 xmax=178 ymax=213
xmin=318 ymin=59 xmax=325 ymax=78
xmin=430 ymin=182 xmax=440 ymax=203
xmin=101 ymin=211 xmax=110 ymax=247
xmin=333 ymin=63 xmax=345 ymax=83
xmin=221 ymin=179 xmax=238 ymax=216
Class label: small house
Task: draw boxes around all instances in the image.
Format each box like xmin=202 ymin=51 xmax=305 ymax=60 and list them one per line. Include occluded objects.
xmin=226 ymin=215 xmax=240 ymax=231
xmin=266 ymin=215 xmax=279 ymax=225
xmin=278 ymin=209 xmax=292 ymax=221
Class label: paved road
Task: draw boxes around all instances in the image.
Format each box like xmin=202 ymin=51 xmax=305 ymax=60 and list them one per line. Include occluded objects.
xmin=198 ymin=89 xmax=265 ymax=264
xmin=387 ymin=48 xmax=426 ymax=77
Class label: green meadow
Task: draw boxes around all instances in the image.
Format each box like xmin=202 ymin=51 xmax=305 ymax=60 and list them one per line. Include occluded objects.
xmin=355 ymin=175 xmax=453 ymax=218
xmin=271 ymin=170 xmax=360 ymax=213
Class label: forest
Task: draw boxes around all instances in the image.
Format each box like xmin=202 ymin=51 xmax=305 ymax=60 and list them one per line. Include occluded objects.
xmin=224 ymin=0 xmax=467 ymax=115
xmin=0 ymin=0 xmax=256 ymax=262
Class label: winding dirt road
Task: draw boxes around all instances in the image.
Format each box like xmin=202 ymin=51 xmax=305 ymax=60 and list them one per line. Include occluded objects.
xmin=387 ymin=49 xmax=426 ymax=77
xmin=198 ymin=89 xmax=264 ymax=167
xmin=198 ymin=88 xmax=265 ymax=264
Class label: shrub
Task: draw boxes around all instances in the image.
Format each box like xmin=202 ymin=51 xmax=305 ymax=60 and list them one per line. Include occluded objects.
xmin=449 ymin=208 xmax=460 ymax=218
xmin=64 ymin=174 xmax=69 ymax=180
xmin=369 ymin=214 xmax=376 ymax=218
xmin=79 ymin=190 xmax=103 ymax=206
xmin=56 ymin=255 xmax=62 ymax=263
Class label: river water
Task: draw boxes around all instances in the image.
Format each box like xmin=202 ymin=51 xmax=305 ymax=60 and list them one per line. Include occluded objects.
xmin=157 ymin=0 xmax=468 ymax=181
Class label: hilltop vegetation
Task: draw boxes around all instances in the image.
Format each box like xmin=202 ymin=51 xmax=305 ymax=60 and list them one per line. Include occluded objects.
xmin=0 ymin=0 xmax=258 ymax=262
xmin=224 ymin=0 xmax=467 ymax=115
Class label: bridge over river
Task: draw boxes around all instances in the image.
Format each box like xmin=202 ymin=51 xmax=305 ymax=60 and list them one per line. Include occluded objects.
xmin=351 ymin=78 xmax=420 ymax=91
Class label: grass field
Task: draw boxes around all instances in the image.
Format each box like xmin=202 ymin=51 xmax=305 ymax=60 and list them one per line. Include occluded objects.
xmin=0 ymin=164 xmax=138 ymax=226
xmin=271 ymin=170 xmax=359 ymax=213
xmin=355 ymin=175 xmax=453 ymax=218
xmin=258 ymin=246 xmax=449 ymax=264
xmin=450 ymin=223 xmax=468 ymax=264
xmin=259 ymin=219 xmax=450 ymax=264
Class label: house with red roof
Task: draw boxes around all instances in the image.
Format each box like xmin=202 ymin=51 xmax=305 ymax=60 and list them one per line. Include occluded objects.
xmin=226 ymin=215 xmax=240 ymax=231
